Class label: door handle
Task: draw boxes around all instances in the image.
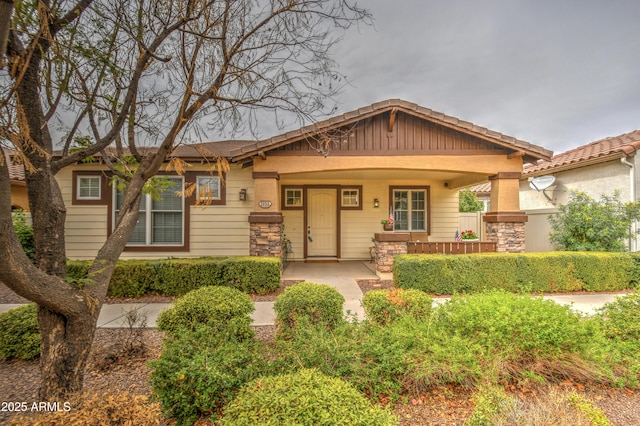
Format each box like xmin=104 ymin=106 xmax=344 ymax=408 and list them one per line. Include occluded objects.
xmin=307 ymin=226 xmax=312 ymax=242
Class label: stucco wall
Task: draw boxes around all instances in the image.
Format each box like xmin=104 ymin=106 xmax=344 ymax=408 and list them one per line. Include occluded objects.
xmin=520 ymin=158 xmax=637 ymax=252
xmin=520 ymin=160 xmax=631 ymax=210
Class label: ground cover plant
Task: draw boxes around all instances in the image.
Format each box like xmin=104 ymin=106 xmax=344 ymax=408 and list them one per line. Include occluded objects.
xmin=147 ymin=285 xmax=639 ymax=424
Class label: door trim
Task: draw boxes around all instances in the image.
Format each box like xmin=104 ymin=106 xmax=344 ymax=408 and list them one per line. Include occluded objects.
xmin=303 ymin=185 xmax=341 ymax=259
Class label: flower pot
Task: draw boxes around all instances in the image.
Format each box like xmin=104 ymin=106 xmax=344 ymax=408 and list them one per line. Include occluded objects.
xmin=462 ymin=238 xmax=479 ymax=242
xmin=383 ymin=223 xmax=393 ymax=231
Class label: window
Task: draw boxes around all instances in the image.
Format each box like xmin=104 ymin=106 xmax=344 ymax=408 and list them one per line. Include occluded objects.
xmin=77 ymin=176 xmax=101 ymax=200
xmin=114 ymin=177 xmax=184 ymax=246
xmin=341 ymin=186 xmax=362 ymax=210
xmin=283 ymin=188 xmax=303 ymax=209
xmin=196 ymin=176 xmax=221 ymax=201
xmin=392 ymin=188 xmax=429 ymax=231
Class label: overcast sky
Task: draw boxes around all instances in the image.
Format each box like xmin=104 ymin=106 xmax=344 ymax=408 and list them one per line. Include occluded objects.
xmin=308 ymin=0 xmax=640 ymax=155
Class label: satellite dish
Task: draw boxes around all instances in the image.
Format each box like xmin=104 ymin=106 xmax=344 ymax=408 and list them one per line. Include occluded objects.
xmin=528 ymin=176 xmax=556 ymax=203
xmin=529 ymin=175 xmax=556 ymax=191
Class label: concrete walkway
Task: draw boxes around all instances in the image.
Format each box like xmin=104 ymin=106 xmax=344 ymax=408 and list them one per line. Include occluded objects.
xmin=0 ymin=261 xmax=629 ymax=327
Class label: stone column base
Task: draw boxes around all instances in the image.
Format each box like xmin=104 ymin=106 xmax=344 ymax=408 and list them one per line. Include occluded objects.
xmin=483 ymin=212 xmax=527 ymax=253
xmin=249 ymin=213 xmax=283 ymax=257
xmin=374 ymin=232 xmax=410 ymax=277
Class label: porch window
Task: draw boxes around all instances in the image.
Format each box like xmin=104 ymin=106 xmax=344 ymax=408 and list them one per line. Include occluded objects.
xmin=114 ymin=177 xmax=184 ymax=245
xmin=283 ymin=188 xmax=303 ymax=208
xmin=341 ymin=186 xmax=362 ymax=210
xmin=392 ymin=187 xmax=429 ymax=232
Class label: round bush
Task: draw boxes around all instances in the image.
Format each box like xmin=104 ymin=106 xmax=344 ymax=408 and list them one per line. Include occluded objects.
xmin=149 ymin=326 xmax=266 ymax=425
xmin=220 ymin=369 xmax=397 ymax=426
xmin=363 ymin=288 xmax=433 ymax=326
xmin=0 ymin=303 xmax=40 ymax=360
xmin=273 ymin=282 xmax=345 ymax=336
xmin=156 ymin=286 xmax=254 ymax=339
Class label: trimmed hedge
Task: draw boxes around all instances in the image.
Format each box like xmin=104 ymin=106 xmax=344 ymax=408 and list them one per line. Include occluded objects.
xmin=0 ymin=304 xmax=40 ymax=360
xmin=393 ymin=252 xmax=638 ymax=294
xmin=67 ymin=256 xmax=280 ymax=297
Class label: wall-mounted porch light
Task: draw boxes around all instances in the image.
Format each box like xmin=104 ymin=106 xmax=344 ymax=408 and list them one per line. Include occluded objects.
xmin=373 ymin=198 xmax=380 ymax=208
xmin=239 ymin=188 xmax=247 ymax=201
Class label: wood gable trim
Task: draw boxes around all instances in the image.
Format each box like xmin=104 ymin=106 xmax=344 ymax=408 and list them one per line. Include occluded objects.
xmin=230 ymin=100 xmax=552 ymax=162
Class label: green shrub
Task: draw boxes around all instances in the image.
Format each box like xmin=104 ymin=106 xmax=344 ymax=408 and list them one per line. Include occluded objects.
xmin=393 ymin=252 xmax=636 ymax=294
xmin=66 ymin=256 xmax=280 ymax=298
xmin=11 ymin=211 xmax=35 ymax=262
xmin=220 ymin=369 xmax=398 ymax=426
xmin=149 ymin=326 xmax=266 ymax=425
xmin=436 ymin=291 xmax=595 ymax=359
xmin=0 ymin=304 xmax=40 ymax=360
xmin=274 ymin=282 xmax=345 ymax=337
xmin=598 ymin=291 xmax=640 ymax=344
xmin=156 ymin=286 xmax=254 ymax=340
xmin=362 ymin=288 xmax=432 ymax=325
xmin=271 ymin=316 xmax=426 ymax=401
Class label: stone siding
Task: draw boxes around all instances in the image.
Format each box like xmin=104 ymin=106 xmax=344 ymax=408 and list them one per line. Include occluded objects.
xmin=374 ymin=240 xmax=408 ymax=273
xmin=249 ymin=222 xmax=283 ymax=257
xmin=486 ymin=222 xmax=526 ymax=253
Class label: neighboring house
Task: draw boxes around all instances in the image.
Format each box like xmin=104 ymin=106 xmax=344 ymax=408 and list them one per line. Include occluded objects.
xmin=520 ymin=129 xmax=640 ymax=252
xmin=4 ymin=149 xmax=29 ymax=211
xmin=53 ymin=99 xmax=551 ymax=260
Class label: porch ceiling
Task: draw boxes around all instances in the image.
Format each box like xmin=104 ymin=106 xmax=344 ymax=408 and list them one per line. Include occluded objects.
xmin=280 ymin=169 xmax=488 ymax=189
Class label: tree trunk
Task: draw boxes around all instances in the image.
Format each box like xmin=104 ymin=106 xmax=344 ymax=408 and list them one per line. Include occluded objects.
xmin=37 ymin=308 xmax=99 ymax=399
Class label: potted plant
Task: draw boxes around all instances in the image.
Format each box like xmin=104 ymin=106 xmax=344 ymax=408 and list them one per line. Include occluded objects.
xmin=381 ymin=219 xmax=394 ymax=231
xmin=461 ymin=229 xmax=479 ymax=241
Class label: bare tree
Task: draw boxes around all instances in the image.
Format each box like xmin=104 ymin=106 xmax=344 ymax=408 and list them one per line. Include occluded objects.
xmin=0 ymin=0 xmax=369 ymax=399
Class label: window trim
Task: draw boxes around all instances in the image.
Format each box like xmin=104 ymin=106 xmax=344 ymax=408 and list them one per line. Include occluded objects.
xmin=340 ymin=186 xmax=363 ymax=210
xmin=389 ymin=186 xmax=431 ymax=233
xmin=72 ymin=171 xmax=107 ymax=205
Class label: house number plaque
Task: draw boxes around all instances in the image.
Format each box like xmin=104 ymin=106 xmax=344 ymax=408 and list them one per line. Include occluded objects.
xmin=259 ymin=200 xmax=272 ymax=209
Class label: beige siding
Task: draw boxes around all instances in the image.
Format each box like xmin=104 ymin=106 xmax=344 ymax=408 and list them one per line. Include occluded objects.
xmin=58 ymin=164 xmax=254 ymax=260
xmin=282 ymin=210 xmax=304 ymax=260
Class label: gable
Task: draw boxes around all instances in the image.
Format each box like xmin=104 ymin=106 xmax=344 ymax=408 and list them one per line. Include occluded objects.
xmin=230 ymin=99 xmax=552 ymax=164
xmin=270 ymin=111 xmax=509 ymax=156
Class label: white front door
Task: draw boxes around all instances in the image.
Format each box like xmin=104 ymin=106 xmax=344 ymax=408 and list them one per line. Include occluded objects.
xmin=307 ymin=188 xmax=338 ymax=257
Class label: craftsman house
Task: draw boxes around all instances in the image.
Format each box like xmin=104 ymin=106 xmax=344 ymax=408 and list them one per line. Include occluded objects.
xmin=56 ymin=99 xmax=552 ymax=262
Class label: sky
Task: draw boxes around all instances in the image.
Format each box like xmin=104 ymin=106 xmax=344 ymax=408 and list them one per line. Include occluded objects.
xmin=297 ymin=0 xmax=640 ymax=155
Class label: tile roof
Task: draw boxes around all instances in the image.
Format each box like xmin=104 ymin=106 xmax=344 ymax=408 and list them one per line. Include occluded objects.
xmin=229 ymin=99 xmax=553 ymax=161
xmin=524 ymin=129 xmax=640 ymax=176
xmin=470 ymin=182 xmax=491 ymax=194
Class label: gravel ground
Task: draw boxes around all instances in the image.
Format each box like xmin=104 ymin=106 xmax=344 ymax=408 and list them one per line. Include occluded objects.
xmin=2 ymin=280 xmax=640 ymax=424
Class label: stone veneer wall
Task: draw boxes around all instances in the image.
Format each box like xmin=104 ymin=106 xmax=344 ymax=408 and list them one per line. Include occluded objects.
xmin=249 ymin=222 xmax=283 ymax=257
xmin=485 ymin=222 xmax=526 ymax=253
xmin=374 ymin=233 xmax=410 ymax=273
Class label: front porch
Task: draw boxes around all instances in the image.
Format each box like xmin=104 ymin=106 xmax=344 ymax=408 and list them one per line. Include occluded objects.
xmin=232 ymin=100 xmax=551 ymax=265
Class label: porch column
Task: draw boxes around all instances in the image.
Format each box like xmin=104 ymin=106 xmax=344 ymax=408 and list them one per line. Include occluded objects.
xmin=374 ymin=232 xmax=410 ymax=279
xmin=483 ymin=172 xmax=527 ymax=253
xmin=248 ymin=172 xmax=283 ymax=257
